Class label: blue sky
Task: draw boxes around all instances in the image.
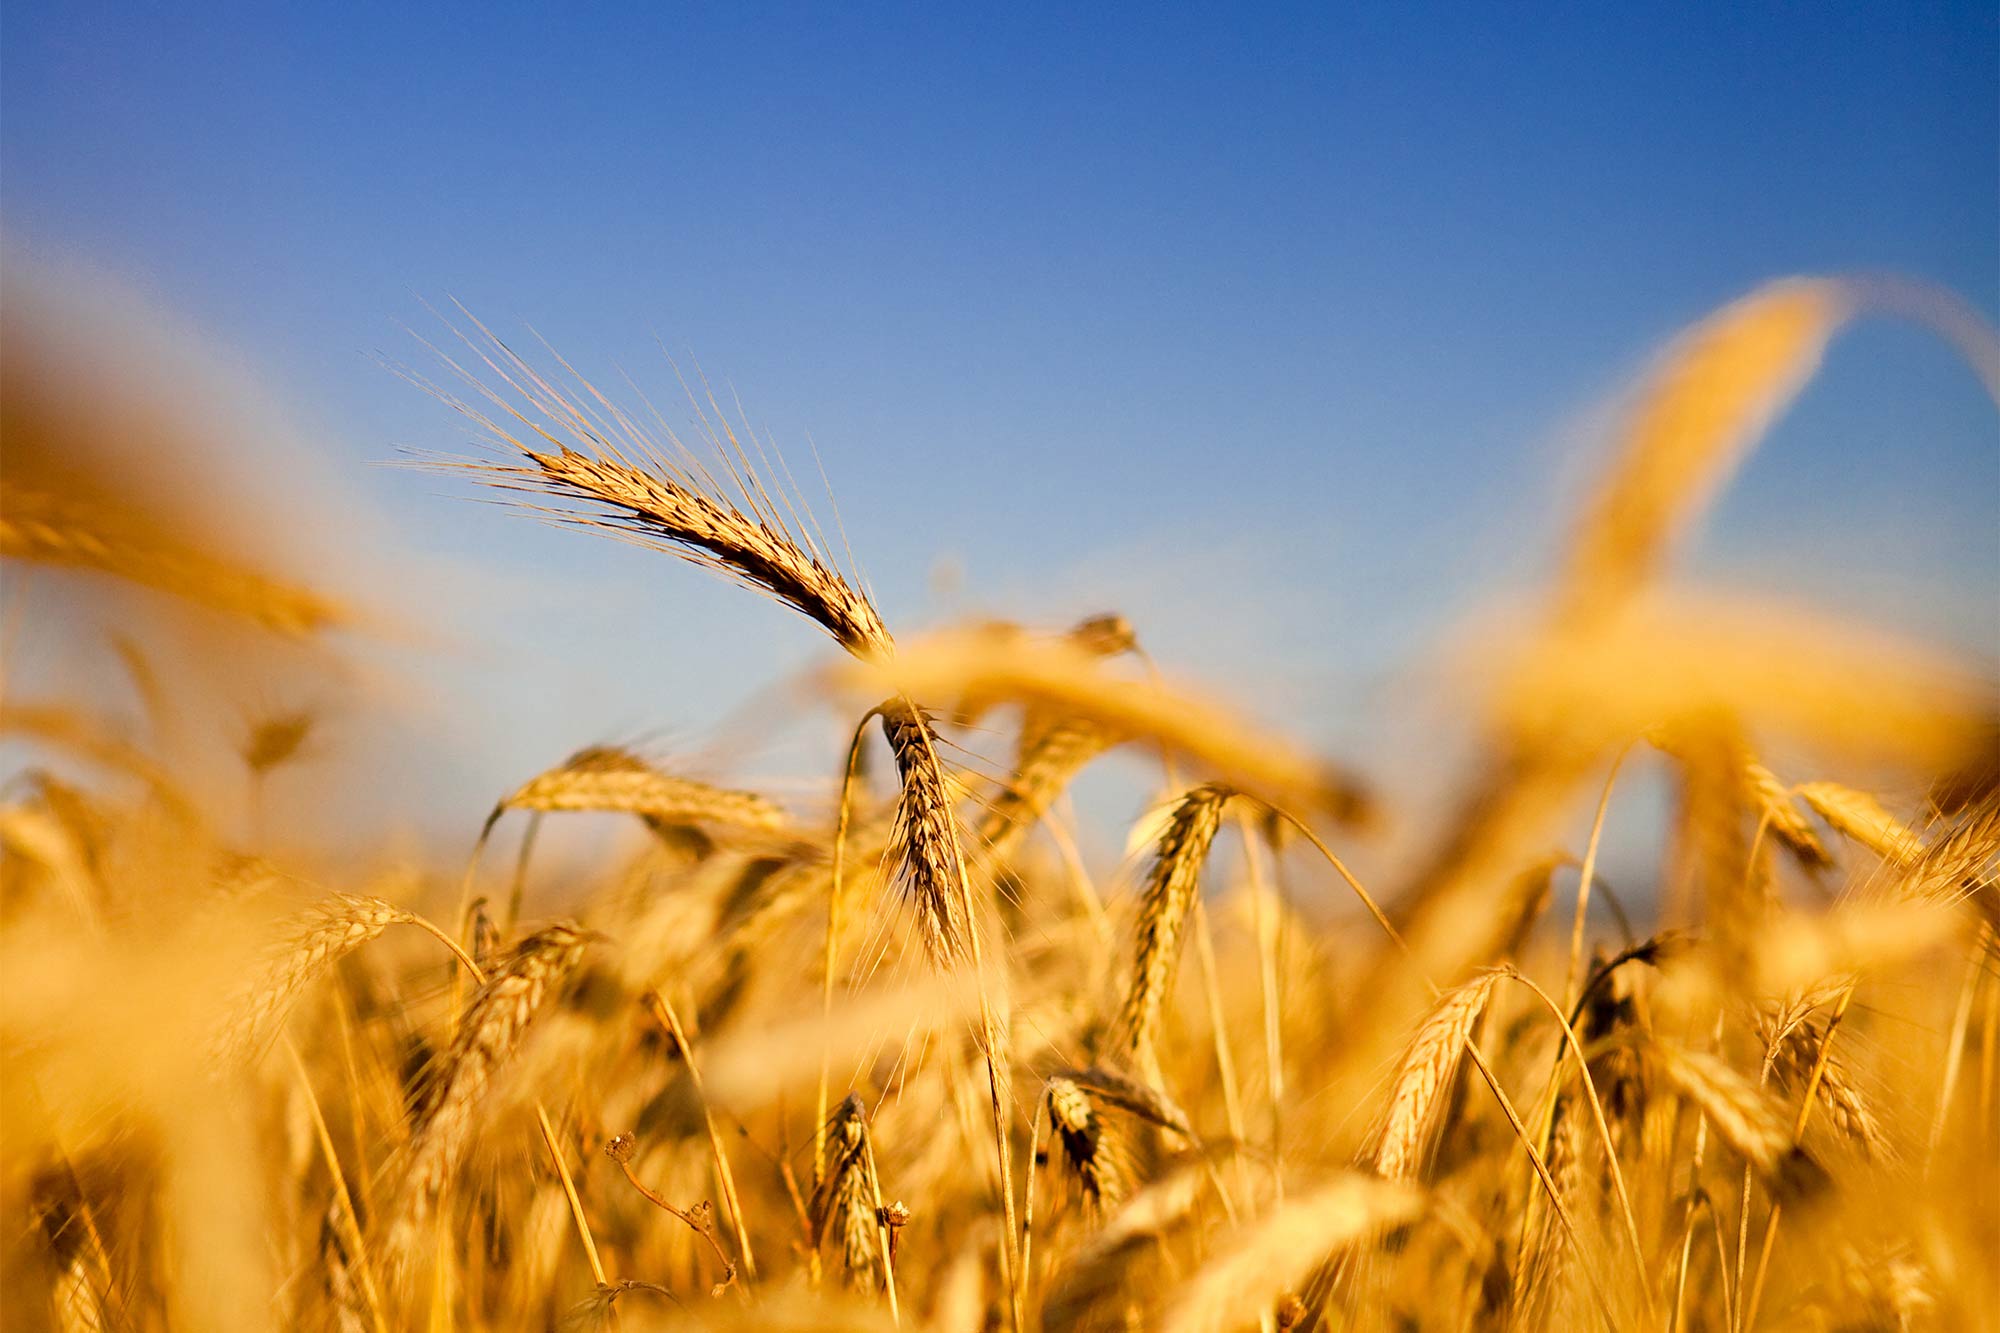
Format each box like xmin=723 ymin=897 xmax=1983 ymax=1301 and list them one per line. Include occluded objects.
xmin=3 ymin=3 xmax=1995 ymax=848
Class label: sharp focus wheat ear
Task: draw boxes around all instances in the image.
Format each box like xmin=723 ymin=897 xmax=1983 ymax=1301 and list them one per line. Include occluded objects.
xmin=1118 ymin=785 xmax=1232 ymax=1067
xmin=1369 ymin=972 xmax=1501 ymax=1182
xmin=492 ymin=745 xmax=790 ymax=836
xmin=1158 ymin=1175 xmax=1423 ymax=1333
xmin=441 ymin=337 xmax=995 ymax=978
xmin=210 ymin=895 xmax=410 ymax=1066
xmin=879 ymin=702 xmax=975 ymax=966
xmin=388 ymin=922 xmax=589 ymax=1259
xmin=436 ymin=333 xmax=893 ymax=662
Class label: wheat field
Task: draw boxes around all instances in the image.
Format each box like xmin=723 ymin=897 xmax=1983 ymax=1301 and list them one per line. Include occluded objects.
xmin=2 ymin=276 xmax=1996 ymax=1332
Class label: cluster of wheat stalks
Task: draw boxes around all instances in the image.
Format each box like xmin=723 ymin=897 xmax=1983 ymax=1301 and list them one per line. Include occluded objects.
xmin=3 ymin=278 xmax=1997 ymax=1332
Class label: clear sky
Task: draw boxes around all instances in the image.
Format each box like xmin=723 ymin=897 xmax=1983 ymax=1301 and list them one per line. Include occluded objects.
xmin=3 ymin=3 xmax=1995 ymax=849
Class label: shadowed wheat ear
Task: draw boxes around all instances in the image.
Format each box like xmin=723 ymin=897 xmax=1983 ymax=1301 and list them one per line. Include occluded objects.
xmin=387 ymin=921 xmax=589 ymax=1262
xmin=1042 ymin=1076 xmax=1123 ymax=1217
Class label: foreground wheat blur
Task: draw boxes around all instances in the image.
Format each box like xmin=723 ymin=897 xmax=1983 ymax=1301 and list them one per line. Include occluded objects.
xmin=3 ymin=277 xmax=1997 ymax=1332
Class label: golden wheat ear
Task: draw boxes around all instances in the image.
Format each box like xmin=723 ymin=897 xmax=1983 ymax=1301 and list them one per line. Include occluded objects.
xmin=493 ymin=744 xmax=791 ymax=837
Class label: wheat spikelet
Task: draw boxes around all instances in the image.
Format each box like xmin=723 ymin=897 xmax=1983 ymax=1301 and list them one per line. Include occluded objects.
xmin=444 ymin=340 xmax=988 ymax=984
xmin=1062 ymin=1064 xmax=1195 ymax=1140
xmin=1158 ymin=1174 xmax=1422 ymax=1333
xmin=1369 ymin=972 xmax=1501 ymax=1182
xmin=318 ymin=1208 xmax=372 ymax=1333
xmin=1898 ymin=796 xmax=2000 ymax=929
xmin=812 ymin=1093 xmax=885 ymax=1292
xmin=0 ymin=485 xmax=348 ymax=637
xmin=1795 ymin=782 xmax=1923 ymax=866
xmin=880 ymin=702 xmax=975 ymax=967
xmin=516 ymin=434 xmax=895 ymax=657
xmin=1044 ymin=1076 xmax=1123 ymax=1216
xmin=1742 ymin=762 xmax=1831 ymax=870
xmin=211 ymin=894 xmax=408 ymax=1065
xmin=388 ymin=921 xmax=588 ymax=1258
xmin=438 ymin=339 xmax=893 ymax=662
xmin=1117 ymin=785 xmax=1231 ymax=1065
xmin=1759 ymin=1014 xmax=1885 ymax=1160
xmin=493 ymin=745 xmax=789 ymax=835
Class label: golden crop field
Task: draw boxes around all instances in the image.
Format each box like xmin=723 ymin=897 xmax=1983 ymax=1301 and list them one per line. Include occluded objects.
xmin=2 ymin=277 xmax=1995 ymax=1332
